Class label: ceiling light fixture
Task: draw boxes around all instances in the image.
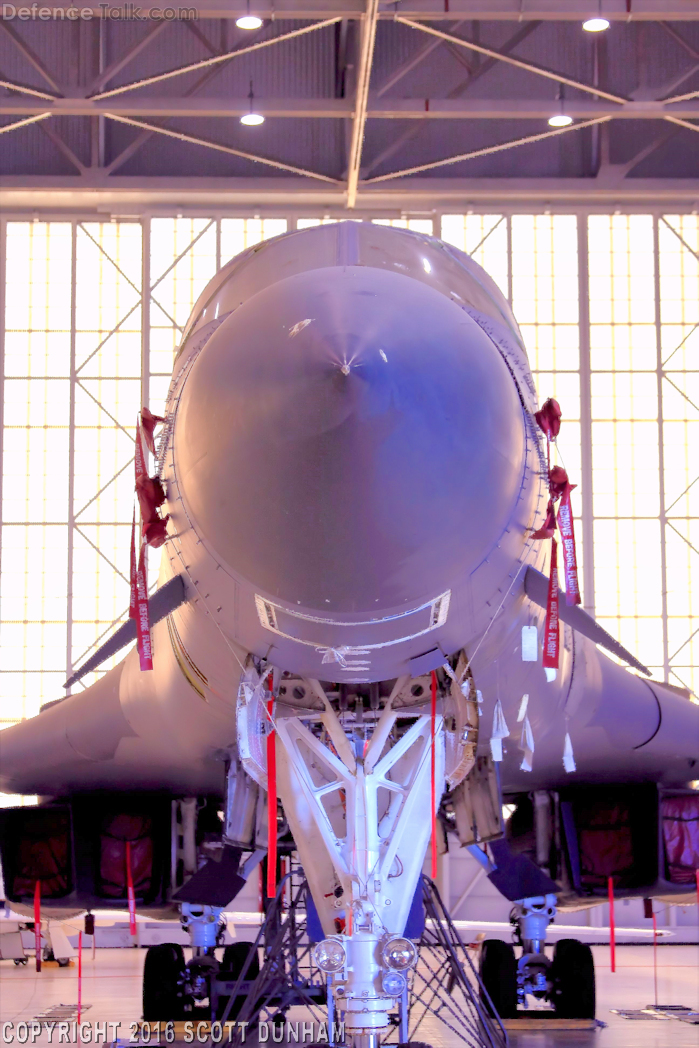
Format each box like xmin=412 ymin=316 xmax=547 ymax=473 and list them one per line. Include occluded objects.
xmin=548 ymin=86 xmax=573 ymax=128
xmin=583 ymin=3 xmax=609 ymax=32
xmin=240 ymin=80 xmax=265 ymax=125
xmin=236 ymin=1 xmax=262 ymax=30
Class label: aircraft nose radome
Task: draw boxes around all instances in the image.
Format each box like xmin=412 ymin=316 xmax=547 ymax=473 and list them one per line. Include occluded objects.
xmin=175 ymin=266 xmax=525 ymax=612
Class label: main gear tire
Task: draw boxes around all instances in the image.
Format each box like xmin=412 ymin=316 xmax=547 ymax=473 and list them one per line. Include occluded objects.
xmin=142 ymin=943 xmax=187 ymax=1021
xmin=551 ymin=938 xmax=596 ymax=1018
xmin=479 ymin=939 xmax=518 ymax=1019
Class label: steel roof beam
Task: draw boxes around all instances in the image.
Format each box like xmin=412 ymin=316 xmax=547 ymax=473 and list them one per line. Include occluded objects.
xmin=0 ymin=21 xmax=64 ymax=94
xmin=4 ymin=98 xmax=699 ymax=118
xmin=2 ymin=175 xmax=699 ymax=210
xmin=363 ymin=115 xmax=611 ymax=183
xmin=87 ymin=20 xmax=169 ymax=95
xmin=610 ymin=126 xmax=680 ymax=178
xmin=375 ymin=21 xmax=465 ymax=98
xmin=89 ymin=18 xmax=341 ymax=100
xmin=396 ymin=18 xmax=628 ymax=104
xmin=0 ymin=74 xmax=57 ymax=101
xmin=665 ymin=114 xmax=699 ymax=133
xmin=30 ymin=3 xmax=699 ymax=20
xmin=0 ymin=113 xmax=51 ymax=135
xmin=104 ymin=22 xmax=271 ymax=172
xmin=364 ymin=19 xmax=542 ymax=179
xmin=104 ymin=113 xmax=341 ymax=182
xmin=386 ymin=2 xmax=699 ymax=19
xmin=38 ymin=122 xmax=88 ymax=174
xmin=346 ymin=0 xmax=380 ymax=207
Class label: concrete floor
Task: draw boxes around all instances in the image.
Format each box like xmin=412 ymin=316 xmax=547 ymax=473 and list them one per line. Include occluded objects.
xmin=0 ymin=945 xmax=697 ymax=1048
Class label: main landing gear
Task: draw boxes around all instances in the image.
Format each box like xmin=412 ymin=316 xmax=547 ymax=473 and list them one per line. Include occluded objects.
xmin=479 ymin=894 xmax=596 ymax=1019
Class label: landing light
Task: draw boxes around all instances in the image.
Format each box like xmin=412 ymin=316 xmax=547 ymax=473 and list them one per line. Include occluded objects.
xmin=382 ymin=971 xmax=407 ymax=997
xmin=582 ymin=17 xmax=609 ymax=32
xmin=313 ymin=938 xmax=346 ymax=974
xmin=548 ymin=114 xmax=573 ymax=127
xmin=382 ymin=936 xmax=417 ymax=970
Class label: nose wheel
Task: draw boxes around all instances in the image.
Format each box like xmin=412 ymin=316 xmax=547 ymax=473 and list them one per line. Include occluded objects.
xmin=478 ymin=940 xmax=517 ymax=1019
xmin=551 ymin=939 xmax=596 ymax=1018
xmin=142 ymin=943 xmax=187 ymax=1021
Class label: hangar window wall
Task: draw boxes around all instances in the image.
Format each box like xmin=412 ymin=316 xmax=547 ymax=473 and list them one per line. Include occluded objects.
xmin=441 ymin=212 xmax=698 ymax=695
xmin=0 ymin=212 xmax=696 ymax=744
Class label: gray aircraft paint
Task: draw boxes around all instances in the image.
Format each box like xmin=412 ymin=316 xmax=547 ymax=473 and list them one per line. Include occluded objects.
xmin=0 ymin=222 xmax=697 ymax=800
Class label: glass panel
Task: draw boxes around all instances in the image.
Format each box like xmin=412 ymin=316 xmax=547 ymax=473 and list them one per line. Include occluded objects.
xmin=440 ymin=214 xmax=509 ymax=299
xmin=73 ymin=223 xmax=143 ymax=687
xmin=2 ymin=223 xmax=72 ymax=725
xmin=511 ymin=216 xmax=582 ymax=601
xmin=149 ymin=218 xmax=218 ymax=412
xmin=372 ymin=217 xmax=433 ymax=233
xmin=659 ymin=215 xmax=699 ymax=696
xmin=296 ymin=217 xmax=361 ymax=228
xmin=220 ymin=218 xmax=287 ymax=263
xmin=588 ymin=215 xmax=663 ymax=672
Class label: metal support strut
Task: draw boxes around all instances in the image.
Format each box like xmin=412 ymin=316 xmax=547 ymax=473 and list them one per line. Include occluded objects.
xmin=511 ymin=893 xmax=557 ymax=1003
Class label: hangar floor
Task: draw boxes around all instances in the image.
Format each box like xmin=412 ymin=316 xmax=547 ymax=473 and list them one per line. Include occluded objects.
xmin=0 ymin=945 xmax=697 ymax=1047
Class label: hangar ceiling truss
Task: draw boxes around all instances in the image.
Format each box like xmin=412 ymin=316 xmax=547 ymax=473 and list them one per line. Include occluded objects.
xmin=2 ymin=3 xmax=699 ymax=209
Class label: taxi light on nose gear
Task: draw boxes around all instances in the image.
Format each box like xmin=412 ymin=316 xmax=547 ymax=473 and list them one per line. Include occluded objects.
xmin=382 ymin=970 xmax=407 ymax=997
xmin=313 ymin=938 xmax=346 ymax=974
xmin=382 ymin=937 xmax=417 ymax=970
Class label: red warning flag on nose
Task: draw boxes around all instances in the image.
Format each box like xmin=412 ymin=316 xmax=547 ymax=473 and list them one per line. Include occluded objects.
xmin=542 ymin=539 xmax=560 ymax=669
xmin=134 ymin=543 xmax=153 ymax=672
xmin=140 ymin=406 xmax=165 ymax=455
xmin=135 ymin=474 xmax=166 ymax=522
xmin=535 ymin=398 xmax=562 ymax=441
xmin=532 ymin=498 xmax=557 ymax=540
xmin=557 ymin=484 xmax=581 ymax=607
xmin=129 ymin=510 xmax=152 ymax=671
xmin=129 ymin=512 xmax=137 ymax=622
xmin=134 ymin=416 xmax=148 ymax=482
xmin=532 ymin=399 xmax=581 ymax=669
xmin=143 ymin=515 xmax=170 ymax=549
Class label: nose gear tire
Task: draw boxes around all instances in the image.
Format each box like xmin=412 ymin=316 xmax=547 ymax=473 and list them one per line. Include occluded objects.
xmin=479 ymin=939 xmax=517 ymax=1019
xmin=551 ymin=938 xmax=596 ymax=1019
xmin=142 ymin=943 xmax=187 ymax=1021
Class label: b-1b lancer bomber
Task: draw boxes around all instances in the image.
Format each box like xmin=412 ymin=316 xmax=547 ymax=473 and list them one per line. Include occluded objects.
xmin=1 ymin=222 xmax=697 ymax=1042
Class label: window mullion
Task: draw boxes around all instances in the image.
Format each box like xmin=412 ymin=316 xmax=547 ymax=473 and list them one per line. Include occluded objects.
xmin=578 ymin=214 xmax=595 ymax=617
